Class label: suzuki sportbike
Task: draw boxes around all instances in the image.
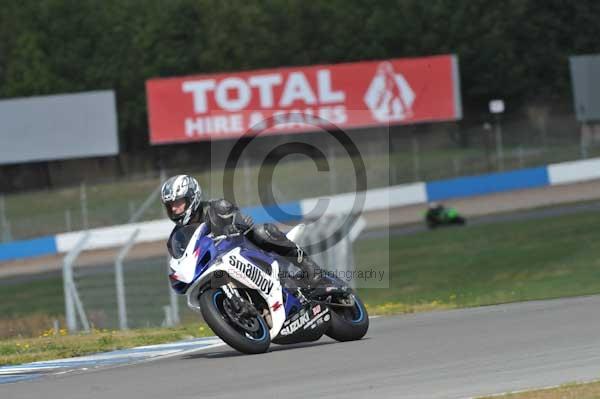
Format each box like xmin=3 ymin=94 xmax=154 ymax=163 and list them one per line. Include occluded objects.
xmin=168 ymin=222 xmax=369 ymax=354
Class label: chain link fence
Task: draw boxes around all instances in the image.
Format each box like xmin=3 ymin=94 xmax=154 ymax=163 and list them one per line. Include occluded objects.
xmin=68 ymin=254 xmax=177 ymax=330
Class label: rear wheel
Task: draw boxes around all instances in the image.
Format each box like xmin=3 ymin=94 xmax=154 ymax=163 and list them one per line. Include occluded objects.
xmin=326 ymin=294 xmax=369 ymax=342
xmin=199 ymin=288 xmax=270 ymax=354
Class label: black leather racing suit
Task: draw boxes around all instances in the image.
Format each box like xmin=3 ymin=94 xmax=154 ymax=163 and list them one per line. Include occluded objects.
xmin=167 ymin=199 xmax=320 ymax=284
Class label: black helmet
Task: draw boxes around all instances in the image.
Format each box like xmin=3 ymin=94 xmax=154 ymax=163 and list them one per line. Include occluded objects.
xmin=160 ymin=175 xmax=202 ymax=225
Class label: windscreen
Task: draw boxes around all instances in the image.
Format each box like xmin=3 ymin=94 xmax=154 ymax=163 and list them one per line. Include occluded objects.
xmin=168 ymin=223 xmax=204 ymax=259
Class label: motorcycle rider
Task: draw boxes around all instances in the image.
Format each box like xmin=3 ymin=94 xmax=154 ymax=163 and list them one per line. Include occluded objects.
xmin=426 ymin=202 xmax=446 ymax=220
xmin=161 ymin=174 xmax=323 ymax=290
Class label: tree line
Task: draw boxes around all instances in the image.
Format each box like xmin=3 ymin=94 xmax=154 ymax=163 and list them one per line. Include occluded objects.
xmin=0 ymin=0 xmax=599 ymax=155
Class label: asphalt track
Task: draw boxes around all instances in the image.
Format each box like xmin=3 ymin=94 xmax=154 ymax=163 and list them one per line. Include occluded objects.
xmin=3 ymin=295 xmax=600 ymax=399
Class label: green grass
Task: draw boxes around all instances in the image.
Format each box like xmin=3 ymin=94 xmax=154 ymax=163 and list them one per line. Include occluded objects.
xmin=0 ymin=276 xmax=64 ymax=317
xmin=355 ymin=209 xmax=600 ymax=309
xmin=477 ymin=380 xmax=600 ymax=399
xmin=0 ymin=323 xmax=214 ymax=366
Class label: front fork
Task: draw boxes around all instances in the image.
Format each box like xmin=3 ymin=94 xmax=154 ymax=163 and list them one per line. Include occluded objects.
xmin=220 ymin=283 xmax=236 ymax=300
xmin=220 ymin=283 xmax=259 ymax=317
xmin=220 ymin=283 xmax=275 ymax=328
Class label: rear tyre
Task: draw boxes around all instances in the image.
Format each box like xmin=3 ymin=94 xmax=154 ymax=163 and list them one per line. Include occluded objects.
xmin=199 ymin=288 xmax=270 ymax=354
xmin=326 ymin=295 xmax=369 ymax=342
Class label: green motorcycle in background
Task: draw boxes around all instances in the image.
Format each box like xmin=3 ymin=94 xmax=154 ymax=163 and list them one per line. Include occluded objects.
xmin=424 ymin=203 xmax=466 ymax=229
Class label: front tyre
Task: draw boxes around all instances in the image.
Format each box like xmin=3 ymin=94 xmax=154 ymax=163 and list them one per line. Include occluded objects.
xmin=199 ymin=288 xmax=270 ymax=354
xmin=326 ymin=294 xmax=369 ymax=342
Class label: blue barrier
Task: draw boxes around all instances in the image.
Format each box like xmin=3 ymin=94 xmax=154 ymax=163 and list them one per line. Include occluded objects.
xmin=243 ymin=202 xmax=303 ymax=224
xmin=426 ymin=167 xmax=550 ymax=201
xmin=0 ymin=236 xmax=57 ymax=262
xmin=0 ymin=164 xmax=574 ymax=263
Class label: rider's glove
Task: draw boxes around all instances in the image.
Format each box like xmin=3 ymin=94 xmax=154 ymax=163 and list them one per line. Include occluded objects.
xmin=234 ymin=214 xmax=254 ymax=232
xmin=223 ymin=224 xmax=239 ymax=235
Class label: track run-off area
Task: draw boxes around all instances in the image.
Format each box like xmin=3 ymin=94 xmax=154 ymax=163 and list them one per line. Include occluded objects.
xmin=2 ymin=295 xmax=600 ymax=399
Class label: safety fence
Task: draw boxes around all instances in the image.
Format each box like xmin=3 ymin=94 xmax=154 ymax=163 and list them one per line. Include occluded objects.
xmin=3 ymin=155 xmax=600 ymax=264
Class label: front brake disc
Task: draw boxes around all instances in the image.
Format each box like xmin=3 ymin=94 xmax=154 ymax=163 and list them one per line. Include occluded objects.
xmin=222 ymin=297 xmax=260 ymax=333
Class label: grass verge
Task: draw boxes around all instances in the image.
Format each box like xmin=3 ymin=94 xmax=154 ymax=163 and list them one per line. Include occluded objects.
xmin=354 ymin=208 xmax=600 ymax=309
xmin=0 ymin=323 xmax=214 ymax=367
xmin=478 ymin=380 xmax=600 ymax=398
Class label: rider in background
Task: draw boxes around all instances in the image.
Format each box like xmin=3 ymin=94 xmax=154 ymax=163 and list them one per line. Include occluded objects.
xmin=160 ymin=174 xmax=323 ymax=289
xmin=424 ymin=202 xmax=446 ymax=228
xmin=424 ymin=202 xmax=466 ymax=228
xmin=426 ymin=202 xmax=445 ymax=219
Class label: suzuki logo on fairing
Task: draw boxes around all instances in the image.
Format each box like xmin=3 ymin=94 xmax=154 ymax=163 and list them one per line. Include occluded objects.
xmin=363 ymin=62 xmax=415 ymax=122
xmin=280 ymin=312 xmax=311 ymax=336
xmin=229 ymin=255 xmax=274 ymax=295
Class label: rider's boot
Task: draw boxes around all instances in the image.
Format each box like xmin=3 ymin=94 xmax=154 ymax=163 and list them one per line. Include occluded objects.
xmin=288 ymin=245 xmax=347 ymax=299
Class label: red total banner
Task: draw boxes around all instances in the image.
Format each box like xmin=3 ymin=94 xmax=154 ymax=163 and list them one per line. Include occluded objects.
xmin=146 ymin=54 xmax=461 ymax=144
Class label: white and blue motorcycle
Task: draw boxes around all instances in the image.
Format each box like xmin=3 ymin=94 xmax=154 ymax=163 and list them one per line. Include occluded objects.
xmin=168 ymin=222 xmax=369 ymax=354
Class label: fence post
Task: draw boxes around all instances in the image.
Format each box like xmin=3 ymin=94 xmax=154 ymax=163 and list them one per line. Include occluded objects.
xmin=80 ymin=182 xmax=89 ymax=229
xmin=63 ymin=252 xmax=77 ymax=332
xmin=0 ymin=196 xmax=12 ymax=242
xmin=129 ymin=183 xmax=163 ymax=223
xmin=453 ymin=157 xmax=461 ymax=176
xmin=115 ymin=229 xmax=140 ymax=330
xmin=494 ymin=115 xmax=505 ymax=171
xmin=71 ymin=280 xmax=91 ymax=332
xmin=168 ymin=255 xmax=180 ymax=326
xmin=580 ymin=123 xmax=590 ymax=159
xmin=162 ymin=306 xmax=173 ymax=327
xmin=63 ymin=232 xmax=91 ymax=332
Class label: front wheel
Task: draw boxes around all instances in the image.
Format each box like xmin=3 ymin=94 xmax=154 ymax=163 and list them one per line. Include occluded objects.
xmin=326 ymin=294 xmax=369 ymax=342
xmin=199 ymin=288 xmax=270 ymax=354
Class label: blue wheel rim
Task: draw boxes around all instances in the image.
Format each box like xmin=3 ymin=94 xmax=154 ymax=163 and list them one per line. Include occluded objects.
xmin=351 ymin=298 xmax=365 ymax=323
